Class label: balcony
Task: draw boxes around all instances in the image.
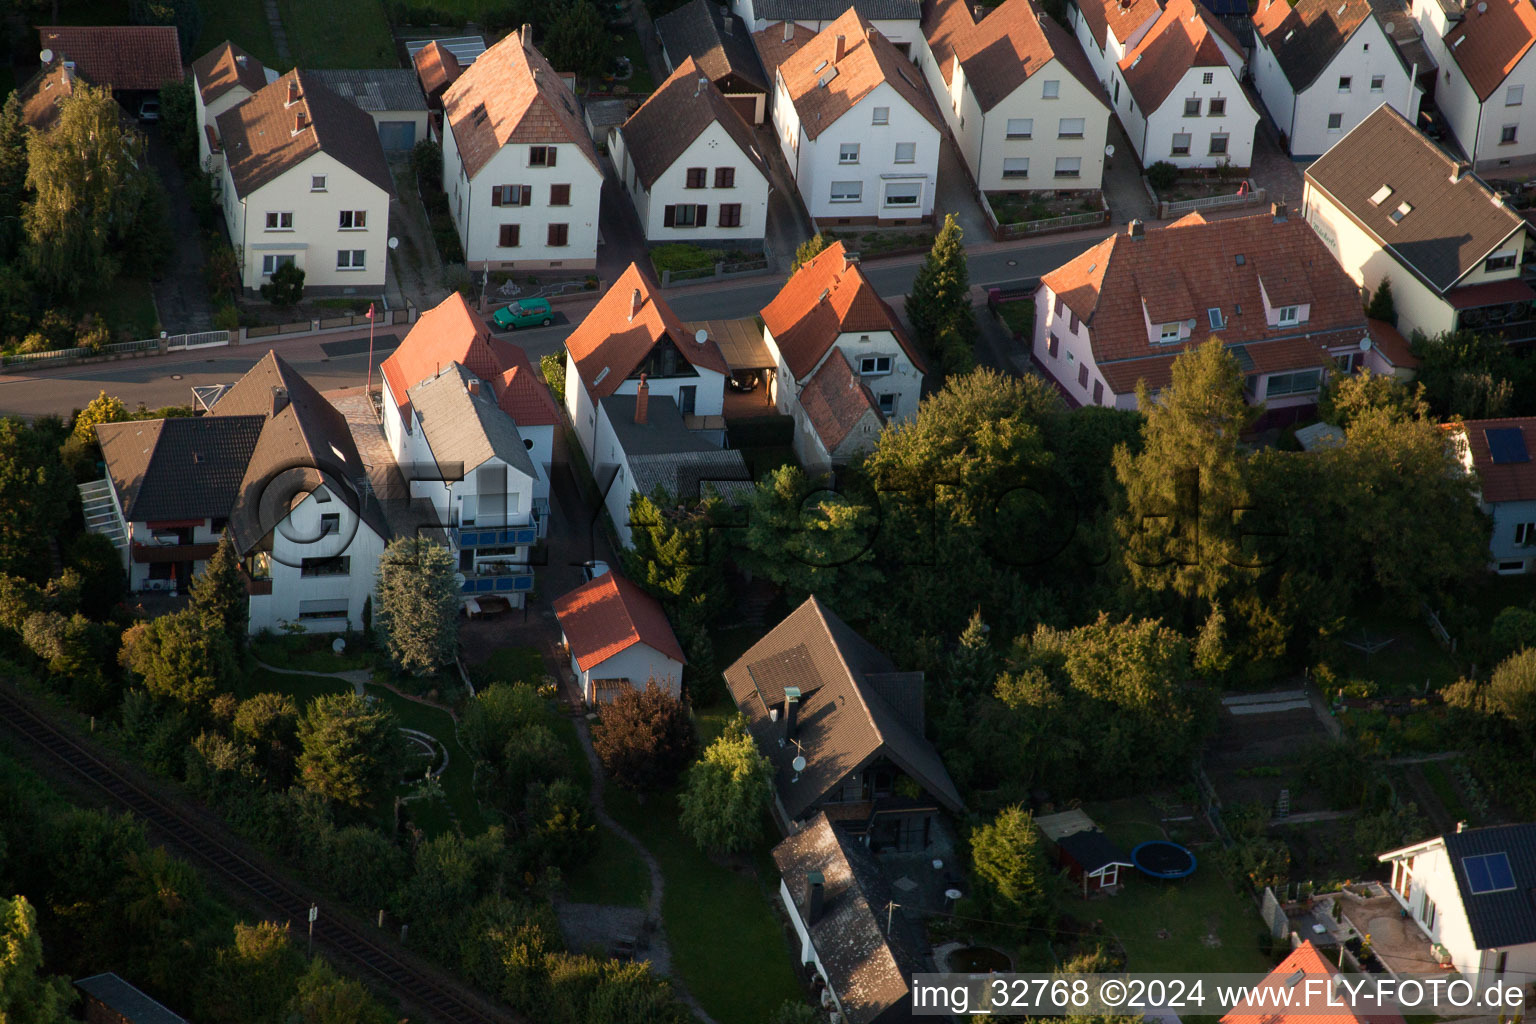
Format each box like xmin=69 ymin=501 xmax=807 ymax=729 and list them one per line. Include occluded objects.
xmin=451 ymin=524 xmax=539 ymax=549
xmin=459 ymin=564 xmax=535 ymax=595
xmin=242 ymin=571 xmax=273 ymax=596
xmin=132 ymin=541 xmax=220 ymax=564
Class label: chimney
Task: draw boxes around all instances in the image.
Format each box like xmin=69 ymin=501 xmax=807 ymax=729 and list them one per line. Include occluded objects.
xmin=635 ymin=374 xmax=649 ymax=424
xmin=1450 ymin=160 xmax=1470 ymax=182
xmin=807 ymin=871 xmax=825 ymax=925
xmin=236 ymin=54 xmax=248 ymax=67
xmin=467 ymin=378 xmax=481 ymax=396
xmin=1456 ymin=820 xmax=1468 ymax=833
xmin=521 ymin=22 xmax=533 ymax=43
xmin=1271 ymin=201 xmax=1288 ymax=222
xmin=783 ymin=20 xmax=794 ymax=41
xmin=628 ymin=287 xmax=642 ymax=322
xmin=723 ymin=13 xmax=733 ymax=34
xmin=286 ymin=77 xmax=299 ymax=105
xmin=1127 ymin=218 xmax=1144 ymax=238
xmin=866 ymin=25 xmax=876 ymax=42
xmin=270 ymin=386 xmax=289 ymax=417
xmin=784 ymin=685 xmax=801 ymax=741
xmin=834 ymin=34 xmax=847 ymax=62
xmin=294 ymin=109 xmax=307 ymax=132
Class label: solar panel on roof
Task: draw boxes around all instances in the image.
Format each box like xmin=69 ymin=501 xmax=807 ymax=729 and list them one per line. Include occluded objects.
xmin=1486 ymin=427 xmax=1531 ymax=465
xmin=1463 ymin=852 xmax=1517 ymax=894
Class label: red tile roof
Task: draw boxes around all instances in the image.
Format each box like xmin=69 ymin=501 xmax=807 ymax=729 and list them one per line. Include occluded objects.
xmin=923 ymin=0 xmax=1104 ymax=111
xmin=39 ymin=25 xmax=182 ymax=92
xmin=1443 ymin=0 xmax=1536 ymax=102
xmin=799 ymin=349 xmax=884 ymax=451
xmin=761 ymin=242 xmax=925 ymax=380
xmin=1445 ymin=278 xmax=1536 ymax=309
xmin=442 ymin=26 xmax=599 ymax=180
xmin=1074 ymin=0 xmax=1162 ymax=49
xmin=1223 ymin=942 xmax=1405 ymax=1024
xmin=1366 ymin=318 xmax=1418 ymax=368
xmin=1460 ymin=417 xmax=1536 ymax=504
xmin=775 ymin=9 xmax=943 ymax=140
xmin=1118 ymin=0 xmax=1243 ymax=114
xmin=192 ymin=41 xmax=268 ymax=107
xmin=413 ymin=40 xmax=463 ymax=102
xmin=552 ymin=572 xmax=687 ymax=671
xmin=564 ymin=263 xmax=730 ymax=399
xmin=753 ymin=21 xmax=815 ymax=78
xmin=490 ymin=338 xmax=562 ymax=426
xmin=17 ymin=62 xmax=77 ymax=131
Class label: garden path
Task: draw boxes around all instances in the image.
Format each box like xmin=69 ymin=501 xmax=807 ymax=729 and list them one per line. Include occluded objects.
xmin=252 ymin=658 xmax=370 ymax=695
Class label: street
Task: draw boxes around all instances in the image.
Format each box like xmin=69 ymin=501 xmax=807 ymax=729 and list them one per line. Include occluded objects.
xmin=0 ymin=233 xmax=1101 ymax=420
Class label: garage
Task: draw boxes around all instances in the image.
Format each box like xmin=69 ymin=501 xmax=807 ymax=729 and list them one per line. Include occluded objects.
xmin=377 ymin=119 xmax=417 ymax=151
xmin=307 ymin=69 xmax=429 ymax=154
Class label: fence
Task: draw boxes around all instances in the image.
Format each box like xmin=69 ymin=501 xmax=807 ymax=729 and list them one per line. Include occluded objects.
xmin=979 ymin=191 xmax=1112 ymax=241
xmin=165 ymin=330 xmax=232 ymax=351
xmin=658 ymin=257 xmax=770 ymax=287
xmin=1145 ymin=179 xmax=1268 ymax=219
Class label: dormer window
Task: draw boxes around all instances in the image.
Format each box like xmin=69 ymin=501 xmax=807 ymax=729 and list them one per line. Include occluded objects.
xmin=1370 ymin=184 xmax=1393 ymax=205
xmin=1159 ymin=322 xmax=1181 ymax=343
xmin=1390 ymin=201 xmax=1412 ymax=223
xmin=1208 ymin=307 xmax=1225 ymax=329
xmin=1278 ymin=305 xmax=1299 ymax=326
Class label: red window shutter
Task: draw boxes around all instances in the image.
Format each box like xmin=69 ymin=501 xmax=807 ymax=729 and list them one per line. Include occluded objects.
xmin=1092 ymin=380 xmax=1103 ymax=404
xmin=664 ymin=205 xmax=675 ymax=227
xmin=1078 ymin=363 xmax=1089 ymax=387
xmin=696 ymin=204 xmax=708 ymax=227
xmin=491 ymin=187 xmax=503 ymax=207
xmin=1055 ymin=296 xmax=1064 ymax=317
xmin=547 ymin=147 xmax=557 ymax=167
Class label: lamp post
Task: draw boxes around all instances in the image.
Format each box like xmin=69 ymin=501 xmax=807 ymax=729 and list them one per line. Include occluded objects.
xmin=364 ymin=303 xmax=376 ymax=395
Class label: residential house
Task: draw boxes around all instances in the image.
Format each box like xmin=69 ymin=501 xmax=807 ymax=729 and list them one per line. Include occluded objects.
xmin=192 ymin=41 xmax=274 ymax=171
xmin=552 ymin=572 xmax=688 ymax=702
xmin=1109 ymin=0 xmax=1259 ymax=169
xmin=772 ymin=812 xmax=929 ymax=1024
xmin=1303 ymin=104 xmax=1534 ymax=342
xmin=1250 ymin=0 xmax=1424 ymax=157
xmin=657 ymin=0 xmax=771 ymax=124
xmin=307 ymin=69 xmax=429 ymax=151
xmin=15 ymin=60 xmax=79 ymax=132
xmin=1380 ymin=824 xmax=1536 ymax=987
xmin=1409 ymin=0 xmax=1536 ymax=172
xmin=736 ymin=0 xmax=924 ymax=55
xmin=441 ymin=25 xmax=604 ymax=270
xmin=1033 ymin=208 xmax=1419 ymax=424
xmin=921 ymin=0 xmax=1110 ymax=192
xmin=765 ymin=9 xmax=944 ymax=224
xmin=760 ymin=240 xmax=924 ymax=471
xmin=563 ymin=262 xmax=730 ymax=465
xmin=76 ymin=973 xmax=189 ymax=1024
xmin=1448 ymin=418 xmax=1536 ymax=574
xmin=413 ymin=40 xmax=463 ymax=114
xmin=215 ymin=70 xmax=394 ymax=294
xmin=724 ymin=595 xmax=965 ymax=850
xmin=1223 ymin=941 xmax=1406 ymax=1024
xmin=1069 ymin=0 xmax=1162 ymax=89
xmin=92 ymin=352 xmax=388 ymax=633
xmin=610 ymin=58 xmax=771 ymax=246
xmin=37 ymin=25 xmax=181 ymax=106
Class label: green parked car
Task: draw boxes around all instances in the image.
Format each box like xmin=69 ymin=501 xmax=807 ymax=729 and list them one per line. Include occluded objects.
xmin=492 ymin=298 xmax=554 ymax=329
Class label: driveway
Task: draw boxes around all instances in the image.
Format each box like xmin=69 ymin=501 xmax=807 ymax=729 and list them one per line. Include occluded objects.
xmin=933 ymin=134 xmax=991 ymax=243
xmin=597 ymin=167 xmax=651 ymax=284
xmin=1102 ymin=116 xmax=1155 ymax=223
xmin=1246 ymin=117 xmax=1307 ymax=207
xmin=385 ymin=156 xmax=451 ymax=312
xmin=145 ymin=129 xmax=215 ymax=333
xmin=753 ymin=125 xmax=814 ymax=270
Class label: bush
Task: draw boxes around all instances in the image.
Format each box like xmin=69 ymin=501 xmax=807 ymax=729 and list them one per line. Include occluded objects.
xmin=539 ymin=351 xmax=566 ymax=402
xmin=650 ymin=244 xmax=718 ymax=275
xmin=259 ymin=263 xmax=305 ymax=307
xmin=213 ymin=304 xmax=240 ymax=332
xmin=591 ymin=683 xmax=699 ymax=792
xmin=1147 ymin=161 xmax=1178 ymax=191
xmin=1491 ymin=606 xmax=1536 ymax=659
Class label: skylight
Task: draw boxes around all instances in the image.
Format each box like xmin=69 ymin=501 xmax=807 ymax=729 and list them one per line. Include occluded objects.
xmin=1370 ymin=184 xmax=1394 ymax=205
xmin=593 ymin=366 xmax=611 ymax=386
xmin=1235 ymin=253 xmax=1246 ymax=265
xmin=1390 ymin=201 xmax=1413 ymax=223
xmin=1208 ymin=307 xmax=1224 ymax=329
xmin=1454 ymin=34 xmax=1466 ymax=47
xmin=1285 ymin=28 xmax=1295 ymax=40
xmin=1462 ymin=852 xmax=1516 ymax=894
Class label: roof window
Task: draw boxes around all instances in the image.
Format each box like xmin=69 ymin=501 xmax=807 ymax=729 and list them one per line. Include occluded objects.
xmin=1390 ymin=201 xmax=1413 ymax=223
xmin=1370 ymin=184 xmax=1393 ymax=205
xmin=1235 ymin=253 xmax=1245 ymax=265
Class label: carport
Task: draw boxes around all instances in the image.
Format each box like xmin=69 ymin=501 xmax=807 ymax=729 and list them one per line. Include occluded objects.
xmin=686 ymin=318 xmax=775 ymax=417
xmin=308 ymin=69 xmax=429 ymax=152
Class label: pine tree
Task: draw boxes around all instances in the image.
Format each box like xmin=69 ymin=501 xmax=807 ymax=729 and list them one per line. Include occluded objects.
xmin=907 ymin=214 xmax=975 ymax=374
xmin=0 ymin=93 xmax=29 ymax=263
xmin=374 ymin=536 xmax=459 ymax=674
xmin=790 ymin=233 xmax=828 ymax=272
xmin=1364 ymin=278 xmax=1395 ymax=323
xmin=190 ymin=535 xmax=248 ymax=647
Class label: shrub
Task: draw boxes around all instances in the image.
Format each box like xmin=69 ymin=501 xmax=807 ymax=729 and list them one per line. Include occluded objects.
xmin=213 ymin=304 xmax=240 ymax=332
xmin=650 ymin=243 xmax=717 ymax=275
xmin=1147 ymin=161 xmax=1178 ymax=191
xmin=259 ymin=263 xmax=305 ymax=307
xmin=539 ymin=351 xmax=566 ymax=402
xmin=591 ymin=682 xmax=699 ymax=792
xmin=77 ymin=313 xmax=110 ymax=352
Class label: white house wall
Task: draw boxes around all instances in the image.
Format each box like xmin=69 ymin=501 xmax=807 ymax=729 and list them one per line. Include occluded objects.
xmin=1114 ymin=64 xmax=1258 ymax=168
xmin=574 ymin=642 xmax=684 ymax=701
xmin=1466 ymin=52 xmax=1536 ymax=171
xmin=1488 ymin=497 xmax=1536 ymax=572
xmin=1031 ymin=282 xmax=1120 ymax=407
xmin=619 ymin=119 xmax=771 ymax=244
xmin=763 ymin=326 xmax=924 ymax=419
xmin=196 ymin=83 xmax=254 ymax=172
xmin=248 ymin=490 xmax=386 ymax=634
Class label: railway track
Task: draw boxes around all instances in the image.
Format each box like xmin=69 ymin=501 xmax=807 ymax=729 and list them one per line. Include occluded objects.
xmin=0 ymin=685 xmax=514 ymax=1024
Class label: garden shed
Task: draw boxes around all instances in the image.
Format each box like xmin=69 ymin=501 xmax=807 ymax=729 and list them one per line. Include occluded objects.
xmin=1036 ymin=809 xmax=1133 ymax=897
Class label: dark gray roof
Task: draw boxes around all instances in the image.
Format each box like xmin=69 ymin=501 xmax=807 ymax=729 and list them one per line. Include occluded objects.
xmin=771 ymin=814 xmax=925 ymax=1024
xmin=1441 ymin=824 xmax=1536 ymax=949
xmin=409 ymin=363 xmax=537 ymax=481
xmin=307 ymin=68 xmax=429 ymax=112
xmin=1057 ymin=829 xmax=1132 ymax=873
xmin=724 ymin=595 xmax=964 ymax=819
xmin=602 ymin=392 xmax=721 ymax=456
xmin=657 ymin=0 xmax=769 ymax=91
xmin=629 ymin=449 xmax=754 ymax=504
xmin=97 ymin=415 xmax=265 ymax=522
xmin=75 ymin=974 xmax=187 ymax=1024
xmin=618 ymin=59 xmax=768 ymax=190
xmin=1304 ymin=105 xmax=1529 ymax=293
xmin=754 ymin=0 xmax=921 ymax=20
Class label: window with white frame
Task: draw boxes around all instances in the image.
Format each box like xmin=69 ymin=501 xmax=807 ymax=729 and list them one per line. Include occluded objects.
xmin=830 ymin=180 xmax=862 ymax=203
xmin=1058 ymin=117 xmax=1085 ymax=138
xmin=1002 ymin=157 xmax=1029 ymax=178
xmin=1265 ymin=369 xmax=1321 ymax=395
xmin=839 ymin=142 xmax=860 ymax=163
xmin=1328 ymin=113 xmax=1343 ymax=131
xmin=1278 ymin=305 xmax=1299 ymax=326
xmin=339 ymin=210 xmax=366 ymax=229
xmin=1516 ymin=522 xmax=1536 ymax=545
xmin=894 ymin=142 xmax=916 ymax=163
xmin=310 ymin=175 xmax=327 ymax=191
xmin=1509 ymin=85 xmax=1525 ymax=106
xmin=1486 ymin=250 xmax=1518 ymax=272
xmin=261 ymin=254 xmax=295 ymax=276
xmin=1042 ymin=79 xmax=1059 ymax=98
xmin=883 ymin=182 xmax=921 ymax=207
xmin=1503 ymin=124 xmax=1519 ymax=144
xmin=265 ymin=211 xmax=293 ymax=230
xmin=1054 ymin=156 xmax=1081 ymax=178
xmin=859 ymin=355 xmax=892 ymax=374
xmin=872 ymin=106 xmax=889 ymax=124
xmin=1371 ymin=75 xmax=1385 ymax=91
xmin=1159 ymin=322 xmax=1180 ymax=343
xmin=1005 ymin=117 xmax=1033 ymax=138
xmin=336 ymin=249 xmax=366 ymax=270
xmin=1171 ymin=133 xmax=1191 ymax=155
xmin=877 ymin=393 xmax=896 ymax=414
xmin=1184 ymin=97 xmax=1202 ymax=117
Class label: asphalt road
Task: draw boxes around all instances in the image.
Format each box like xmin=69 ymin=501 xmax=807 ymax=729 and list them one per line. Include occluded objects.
xmin=0 ymin=235 xmax=1101 ymax=421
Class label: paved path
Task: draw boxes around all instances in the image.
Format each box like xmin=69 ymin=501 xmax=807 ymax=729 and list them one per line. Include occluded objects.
xmin=252 ymin=659 xmax=372 ymax=695
xmin=1103 ymin=117 xmax=1155 ymax=223
xmin=146 ymin=131 xmax=214 ymax=334
xmin=265 ymin=0 xmax=291 ymax=62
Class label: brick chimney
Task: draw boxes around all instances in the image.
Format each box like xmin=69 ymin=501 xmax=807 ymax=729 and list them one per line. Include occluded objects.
xmin=866 ymin=25 xmax=876 ymax=42
xmin=634 ymin=374 xmax=649 ymax=424
xmin=783 ymin=685 xmax=801 ymax=741
xmin=697 ymin=76 xmax=708 ymax=97
xmin=1450 ymin=160 xmax=1471 ymax=183
xmin=286 ymin=77 xmax=299 ymax=106
xmin=1127 ymin=218 xmax=1144 ymax=237
xmin=628 ymin=287 xmax=642 ymax=322
xmin=521 ymin=22 xmax=533 ymax=43
xmin=1272 ymin=201 xmax=1288 ymax=222
xmin=833 ymin=34 xmax=847 ymax=62
xmin=270 ymin=386 xmax=289 ymax=417
xmin=807 ymin=871 xmax=825 ymax=924
xmin=294 ymin=109 xmax=307 ymax=133
xmin=783 ymin=20 xmax=794 ymax=41
xmin=467 ymin=378 xmax=481 ymax=396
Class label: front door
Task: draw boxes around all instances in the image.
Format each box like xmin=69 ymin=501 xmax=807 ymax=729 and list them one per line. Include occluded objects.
xmin=678 ymin=385 xmax=697 ymax=416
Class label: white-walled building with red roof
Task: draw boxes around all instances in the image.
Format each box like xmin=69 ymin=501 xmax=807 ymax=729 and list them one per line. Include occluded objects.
xmin=552 ymin=572 xmax=688 ymax=703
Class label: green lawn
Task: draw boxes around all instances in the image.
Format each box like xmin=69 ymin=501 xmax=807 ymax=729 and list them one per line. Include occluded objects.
xmin=76 ymin=277 xmax=159 ymax=339
xmin=251 ymin=633 xmax=376 ymax=674
xmin=1419 ymin=761 xmax=1472 ymax=824
xmin=996 ymin=299 xmax=1035 ymax=339
xmin=1085 ymin=799 xmax=1273 ymax=974
xmin=195 ymin=0 xmax=282 ymax=68
xmin=1327 ymin=611 xmax=1463 ymax=697
xmin=606 ymin=786 xmax=800 ymax=1023
xmin=612 ymin=34 xmax=656 ymax=95
xmin=469 ymin=646 xmax=548 ymax=689
xmin=565 ymin=824 xmax=652 ymax=907
xmin=276 ymin=0 xmax=398 ymax=68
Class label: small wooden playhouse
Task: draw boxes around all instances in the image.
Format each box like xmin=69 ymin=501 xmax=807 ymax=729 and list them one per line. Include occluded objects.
xmin=1036 ymin=809 xmax=1133 ymax=897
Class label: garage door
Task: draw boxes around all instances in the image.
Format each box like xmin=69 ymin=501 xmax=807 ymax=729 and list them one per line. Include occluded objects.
xmin=726 ymin=95 xmax=758 ymax=125
xmin=377 ymin=120 xmax=416 ymax=151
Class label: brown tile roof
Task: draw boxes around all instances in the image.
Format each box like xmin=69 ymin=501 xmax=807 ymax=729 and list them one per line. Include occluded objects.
xmin=753 ymin=21 xmax=816 ymax=78
xmin=724 ymin=595 xmax=964 ymax=818
xmin=216 ymin=69 xmax=394 ymax=200
xmin=192 ymin=40 xmax=268 ymax=107
xmin=775 ymin=9 xmax=943 ymax=140
xmin=1460 ymin=417 xmax=1536 ymax=504
xmin=413 ymin=40 xmax=463 ymax=102
xmin=564 ymin=262 xmax=730 ymax=399
xmin=1304 ymin=105 xmax=1529 ymax=293
xmin=618 ymin=57 xmax=767 ymax=190
xmin=552 ymin=572 xmax=687 ymax=671
xmin=799 ymin=349 xmax=885 ymax=451
xmin=1443 ymin=0 xmax=1536 ymax=102
xmin=1252 ymin=0 xmax=1378 ymax=92
xmin=1118 ymin=0 xmax=1243 ymax=113
xmin=16 ymin=62 xmax=77 ymax=131
xmin=760 ymin=241 xmax=925 ymax=380
xmin=441 ymin=26 xmax=599 ymax=180
xmin=1447 ymin=278 xmax=1536 ymax=309
xmin=656 ymin=0 xmax=769 ymax=93
xmin=923 ymin=0 xmax=1104 ymax=110
xmin=1074 ymin=0 xmax=1163 ymax=50
xmin=1041 ymin=211 xmax=1368 ymax=396
xmin=1224 ymin=942 xmax=1406 ymax=1024
xmin=38 ymin=25 xmax=182 ymax=91
xmin=1365 ymin=318 xmax=1417 ymax=368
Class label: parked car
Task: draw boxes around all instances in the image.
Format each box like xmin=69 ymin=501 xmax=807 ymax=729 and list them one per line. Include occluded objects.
xmin=582 ymin=560 xmax=610 ymax=582
xmin=726 ymin=370 xmax=760 ymax=393
xmin=137 ymin=98 xmax=161 ymax=122
xmin=492 ymin=297 xmax=554 ymax=330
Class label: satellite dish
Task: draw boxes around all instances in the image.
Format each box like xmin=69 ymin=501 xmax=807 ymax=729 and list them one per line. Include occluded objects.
xmin=1359 ymin=337 xmax=1372 ymax=351
xmin=944 ymin=888 xmax=964 ymax=901
xmin=388 ymin=236 xmax=400 ymax=250
xmin=1105 ymin=144 xmax=1115 ymax=158
xmin=1384 ymin=20 xmax=1394 ymax=31
xmin=694 ymin=328 xmax=708 ymax=346
xmin=40 ymin=49 xmax=54 ymax=64
xmin=791 ymin=755 xmax=807 ymax=773
xmin=453 ymin=572 xmax=467 ymax=588
xmin=332 ymin=637 xmax=346 ymax=654
xmin=1477 ymin=2 xmax=1487 ymax=11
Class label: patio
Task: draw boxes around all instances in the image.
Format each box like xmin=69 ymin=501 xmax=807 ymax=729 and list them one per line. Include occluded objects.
xmin=1337 ymin=892 xmax=1451 ymax=978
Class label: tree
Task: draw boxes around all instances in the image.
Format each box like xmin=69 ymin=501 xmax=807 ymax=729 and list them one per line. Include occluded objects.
xmin=969 ymin=806 xmax=1051 ymax=924
xmin=296 ymin=692 xmax=406 ymax=809
xmin=1364 ymin=278 xmax=1396 ymax=322
xmin=1486 ymin=649 xmax=1536 ymax=742
xmin=539 ymin=351 xmax=566 ymax=402
xmin=592 ymin=682 xmax=699 ymax=791
xmin=1409 ymin=329 xmax=1526 ymax=419
xmin=286 ymin=958 xmax=396 ymax=1024
xmin=678 ymin=715 xmax=772 ymax=855
xmin=199 ymin=921 xmax=304 ymax=1024
xmin=65 ymin=532 xmax=126 ymax=618
xmin=392 ymin=827 xmax=508 ymax=952
xmin=131 ymin=0 xmax=203 ymax=62
xmin=907 ymin=214 xmax=975 ymax=375
xmin=259 ymin=262 xmax=305 ymax=307
xmin=790 ymin=233 xmax=827 ymax=272
xmin=374 ymin=536 xmax=459 ymax=674
xmin=119 ymin=607 xmax=234 ymax=708
xmin=233 ymin=692 xmax=300 ymax=788
xmin=542 ymin=3 xmax=613 ymax=81
xmin=0 ymin=895 xmax=73 ymax=1024
xmin=1317 ymin=368 xmax=1426 ymax=428
xmin=25 ymin=85 xmax=155 ymax=297
xmin=0 ymin=418 xmax=74 ymax=581
xmin=461 ymin=682 xmax=547 ymax=762
xmin=0 ymin=94 xmax=30 ymax=264
xmin=190 ymin=535 xmax=248 ymax=646
xmin=1492 ymin=606 xmax=1536 ymax=660
xmin=156 ymin=78 xmax=198 ymax=168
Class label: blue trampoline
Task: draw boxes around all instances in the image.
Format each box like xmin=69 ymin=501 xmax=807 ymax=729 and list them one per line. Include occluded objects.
xmin=1131 ymin=841 xmax=1197 ymax=879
